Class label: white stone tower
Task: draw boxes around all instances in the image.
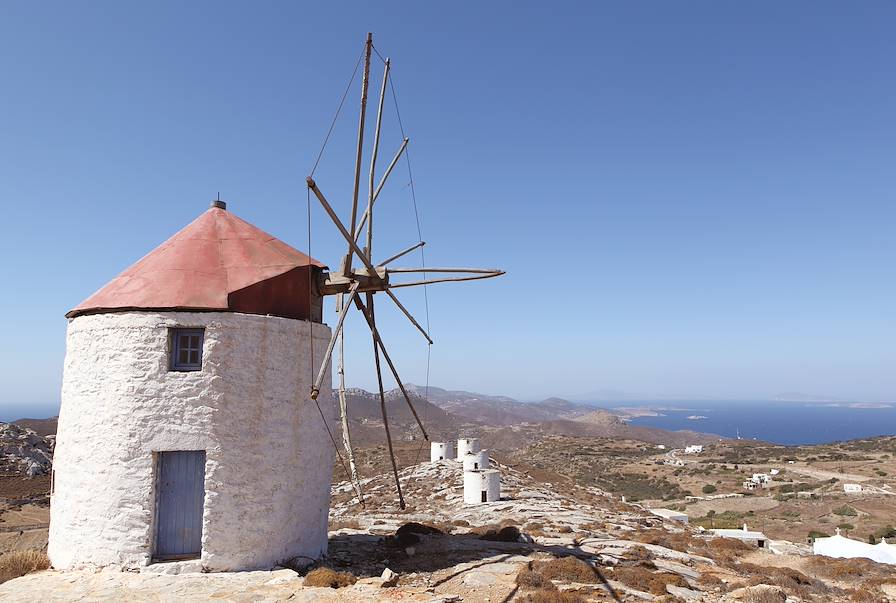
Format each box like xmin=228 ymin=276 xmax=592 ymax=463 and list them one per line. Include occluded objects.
xmin=456 ymin=437 xmax=481 ymax=460
xmin=463 ymin=469 xmax=501 ymax=505
xmin=49 ymin=202 xmax=335 ymax=572
xmin=430 ymin=441 xmax=454 ymax=463
xmin=462 ymin=450 xmax=489 ymax=472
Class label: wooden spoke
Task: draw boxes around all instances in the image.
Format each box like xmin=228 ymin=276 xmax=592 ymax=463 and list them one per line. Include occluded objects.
xmin=345 ymin=32 xmax=374 ymax=277
xmin=352 ymin=295 xmax=429 ymax=440
xmin=385 ymin=288 xmax=432 ymax=344
xmin=367 ymin=293 xmax=406 ymax=510
xmin=378 ymin=241 xmax=425 ymax=267
xmin=387 ymin=271 xmax=505 ymax=289
xmin=310 ymin=282 xmax=360 ymax=400
xmin=387 ymin=267 xmax=504 ymax=274
xmin=366 ymin=58 xmax=390 ymax=257
xmin=354 ymin=138 xmax=409 ymax=239
xmin=307 ymin=178 xmax=377 ymax=275
xmin=335 ymin=292 xmax=364 ymax=505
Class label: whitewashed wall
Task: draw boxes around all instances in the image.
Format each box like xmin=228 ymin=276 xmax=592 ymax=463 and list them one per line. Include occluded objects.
xmin=456 ymin=438 xmax=480 ymax=460
xmin=463 ymin=469 xmax=500 ymax=505
xmin=49 ymin=311 xmax=334 ymax=572
xmin=430 ymin=442 xmax=454 ymax=463
xmin=462 ymin=450 xmax=489 ymax=472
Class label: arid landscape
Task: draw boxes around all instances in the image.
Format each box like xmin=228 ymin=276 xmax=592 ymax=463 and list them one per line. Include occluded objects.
xmin=2 ymin=387 xmax=895 ymax=601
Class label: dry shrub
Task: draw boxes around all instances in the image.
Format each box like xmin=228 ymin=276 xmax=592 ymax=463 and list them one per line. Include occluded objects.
xmin=478 ymin=525 xmax=521 ymax=542
xmin=532 ymin=556 xmax=599 ymax=584
xmin=698 ymin=572 xmax=726 ymax=589
xmin=517 ymin=591 xmax=587 ymax=603
xmin=0 ymin=550 xmax=50 ymax=584
xmin=738 ymin=564 xmax=827 ymax=598
xmin=709 ymin=537 xmax=751 ymax=552
xmin=388 ymin=521 xmax=444 ymax=548
xmin=848 ymin=589 xmax=889 ymax=603
xmin=631 ymin=529 xmax=698 ymax=553
xmin=743 ymin=587 xmax=786 ymax=603
xmin=328 ymin=518 xmax=360 ymax=531
xmin=555 ymin=525 xmax=573 ymax=534
xmin=452 ymin=519 xmax=470 ymax=527
xmin=808 ymin=555 xmax=887 ymax=582
xmin=610 ymin=566 xmax=689 ymax=595
xmin=515 ymin=569 xmax=557 ymax=590
xmin=624 ymin=545 xmax=654 ymax=562
xmin=303 ymin=567 xmax=357 ymax=588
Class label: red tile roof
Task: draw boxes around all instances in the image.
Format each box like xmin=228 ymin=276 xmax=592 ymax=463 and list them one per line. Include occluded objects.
xmin=67 ymin=206 xmax=325 ymax=318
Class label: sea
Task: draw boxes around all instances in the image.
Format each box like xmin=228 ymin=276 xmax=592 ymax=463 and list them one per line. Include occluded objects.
xmin=592 ymin=400 xmax=896 ymax=446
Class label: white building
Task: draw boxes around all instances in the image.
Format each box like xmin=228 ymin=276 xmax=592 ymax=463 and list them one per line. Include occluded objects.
xmin=463 ymin=469 xmax=501 ymax=504
xmin=430 ymin=442 xmax=454 ymax=462
xmin=813 ymin=529 xmax=896 ymax=565
xmin=457 ymin=437 xmax=481 ymax=460
xmin=684 ymin=445 xmax=703 ymax=454
xmin=843 ymin=483 xmax=863 ymax=494
xmin=769 ymin=469 xmax=780 ymax=475
xmin=649 ymin=508 xmax=688 ymax=523
xmin=49 ymin=202 xmax=335 ymax=572
xmin=462 ymin=450 xmax=489 ymax=472
xmin=709 ymin=524 xmax=768 ymax=548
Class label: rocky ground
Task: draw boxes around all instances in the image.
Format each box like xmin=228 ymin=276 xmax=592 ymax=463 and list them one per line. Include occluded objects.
xmin=3 ymin=458 xmax=895 ymax=601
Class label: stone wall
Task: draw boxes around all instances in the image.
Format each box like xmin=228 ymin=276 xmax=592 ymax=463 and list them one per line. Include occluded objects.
xmin=49 ymin=311 xmax=334 ymax=571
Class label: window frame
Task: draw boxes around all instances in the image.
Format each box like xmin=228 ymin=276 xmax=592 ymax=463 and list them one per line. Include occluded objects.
xmin=169 ymin=328 xmax=205 ymax=372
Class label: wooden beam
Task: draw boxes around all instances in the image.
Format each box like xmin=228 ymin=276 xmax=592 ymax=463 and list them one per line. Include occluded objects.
xmin=335 ymin=292 xmax=364 ymax=505
xmin=384 ymin=288 xmax=433 ymax=344
xmin=367 ymin=292 xmax=406 ymax=510
xmin=310 ymin=282 xmax=360 ymax=400
xmin=378 ymin=241 xmax=425 ymax=267
xmin=353 ymin=295 xmax=429 ymax=440
xmin=366 ymin=58 xmax=390 ymax=258
xmin=307 ymin=177 xmax=378 ymax=276
xmin=345 ymin=32 xmax=373 ymax=277
xmin=354 ymin=138 xmax=409 ymax=239
xmin=387 ymin=271 xmax=504 ymax=289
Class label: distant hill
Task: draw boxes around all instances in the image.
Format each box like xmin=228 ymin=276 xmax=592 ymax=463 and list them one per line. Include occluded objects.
xmin=405 ymin=384 xmax=591 ymax=425
xmin=13 ymin=417 xmax=57 ymax=437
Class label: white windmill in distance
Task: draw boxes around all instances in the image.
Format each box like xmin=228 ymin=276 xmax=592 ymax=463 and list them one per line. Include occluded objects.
xmin=306 ymin=33 xmax=503 ymax=509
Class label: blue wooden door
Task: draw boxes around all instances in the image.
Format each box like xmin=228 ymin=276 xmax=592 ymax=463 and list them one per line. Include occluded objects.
xmin=155 ymin=450 xmax=206 ymax=559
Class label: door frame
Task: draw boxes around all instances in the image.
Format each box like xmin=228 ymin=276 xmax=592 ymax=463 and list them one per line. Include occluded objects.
xmin=151 ymin=450 xmax=206 ymax=562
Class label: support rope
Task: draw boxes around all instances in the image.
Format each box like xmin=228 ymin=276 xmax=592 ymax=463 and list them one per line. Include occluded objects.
xmin=310 ymin=46 xmax=365 ymax=178
xmin=385 ymin=72 xmax=434 ymax=464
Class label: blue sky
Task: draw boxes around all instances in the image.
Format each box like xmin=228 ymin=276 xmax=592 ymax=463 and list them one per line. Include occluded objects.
xmin=1 ymin=2 xmax=894 ymax=419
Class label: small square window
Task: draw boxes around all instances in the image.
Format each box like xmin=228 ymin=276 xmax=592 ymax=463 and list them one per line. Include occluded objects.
xmin=170 ymin=328 xmax=204 ymax=371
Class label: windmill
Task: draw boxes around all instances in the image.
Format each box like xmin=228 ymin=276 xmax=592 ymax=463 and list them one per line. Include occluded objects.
xmin=306 ymin=33 xmax=503 ymax=509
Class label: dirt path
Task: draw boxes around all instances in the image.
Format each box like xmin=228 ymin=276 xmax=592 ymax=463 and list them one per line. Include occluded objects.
xmin=788 ymin=466 xmax=869 ymax=483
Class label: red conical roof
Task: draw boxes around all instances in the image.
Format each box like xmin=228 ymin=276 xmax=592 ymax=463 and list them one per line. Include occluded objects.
xmin=68 ymin=204 xmax=326 ymax=319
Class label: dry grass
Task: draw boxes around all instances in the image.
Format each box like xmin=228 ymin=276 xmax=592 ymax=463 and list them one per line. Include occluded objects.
xmin=531 ymin=557 xmax=599 ymax=584
xmin=515 ymin=569 xmax=556 ymax=590
xmin=609 ymin=565 xmax=689 ymax=595
xmin=0 ymin=550 xmax=50 ymax=584
xmin=630 ymin=529 xmax=699 ymax=553
xmin=303 ymin=567 xmax=357 ymax=588
xmin=328 ymin=518 xmax=361 ymax=531
xmin=742 ymin=587 xmax=786 ymax=603
xmin=517 ymin=591 xmax=587 ymax=603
